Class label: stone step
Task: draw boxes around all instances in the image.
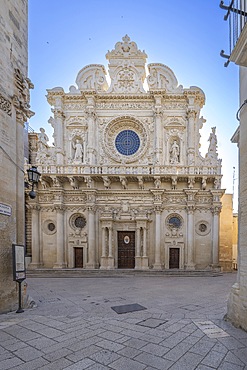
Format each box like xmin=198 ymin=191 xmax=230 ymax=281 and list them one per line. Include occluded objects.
xmin=26 ymin=268 xmax=223 ymax=278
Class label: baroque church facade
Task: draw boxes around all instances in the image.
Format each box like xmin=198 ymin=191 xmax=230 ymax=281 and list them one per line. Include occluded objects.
xmin=26 ymin=35 xmax=224 ymax=271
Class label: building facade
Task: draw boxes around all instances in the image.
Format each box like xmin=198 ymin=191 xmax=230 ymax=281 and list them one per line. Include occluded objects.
xmin=26 ymin=35 xmax=224 ymax=271
xmin=220 ymin=0 xmax=247 ymax=331
xmin=219 ymin=193 xmax=238 ymax=271
xmin=0 ymin=0 xmax=34 ymax=312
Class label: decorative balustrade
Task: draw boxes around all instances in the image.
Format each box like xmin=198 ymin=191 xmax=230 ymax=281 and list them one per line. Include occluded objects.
xmin=36 ymin=164 xmax=221 ymax=177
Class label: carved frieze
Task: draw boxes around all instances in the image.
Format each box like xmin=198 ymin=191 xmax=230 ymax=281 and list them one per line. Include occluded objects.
xmin=63 ymin=103 xmax=85 ymax=111
xmin=96 ymin=102 xmax=153 ymax=110
xmin=64 ymin=195 xmax=86 ymax=203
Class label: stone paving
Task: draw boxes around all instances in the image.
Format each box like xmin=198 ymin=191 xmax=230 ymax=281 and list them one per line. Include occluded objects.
xmin=0 ymin=272 xmax=247 ymax=369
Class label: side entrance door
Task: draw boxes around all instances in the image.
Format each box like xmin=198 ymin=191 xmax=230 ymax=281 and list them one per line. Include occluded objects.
xmin=74 ymin=248 xmax=83 ymax=268
xmin=118 ymin=231 xmax=135 ymax=269
xmin=169 ymin=248 xmax=180 ymax=269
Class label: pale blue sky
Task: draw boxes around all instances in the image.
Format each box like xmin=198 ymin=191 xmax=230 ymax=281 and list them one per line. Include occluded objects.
xmin=28 ymin=0 xmax=239 ymax=207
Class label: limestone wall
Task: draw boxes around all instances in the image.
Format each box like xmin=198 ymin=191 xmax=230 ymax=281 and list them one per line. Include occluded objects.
xmin=0 ymin=0 xmax=30 ymax=313
xmin=219 ymin=194 xmax=234 ymax=271
xmin=227 ymin=66 xmax=247 ymax=331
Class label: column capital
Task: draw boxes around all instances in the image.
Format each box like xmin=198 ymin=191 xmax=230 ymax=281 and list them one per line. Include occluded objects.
xmin=53 ymin=204 xmax=65 ymax=213
xmin=211 ymin=206 xmax=221 ymax=215
xmin=52 ymin=108 xmax=65 ymax=120
xmin=187 ymin=109 xmax=197 ymax=120
xmin=186 ymin=205 xmax=195 ymax=214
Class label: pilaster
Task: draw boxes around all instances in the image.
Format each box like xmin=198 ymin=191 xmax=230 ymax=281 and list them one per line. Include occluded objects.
xmin=29 ymin=204 xmax=42 ymax=269
xmin=53 ymin=205 xmax=67 ymax=268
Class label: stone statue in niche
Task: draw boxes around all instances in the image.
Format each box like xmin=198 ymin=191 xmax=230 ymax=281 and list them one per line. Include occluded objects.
xmin=73 ymin=139 xmax=83 ymax=162
xmin=170 ymin=140 xmax=180 ymax=164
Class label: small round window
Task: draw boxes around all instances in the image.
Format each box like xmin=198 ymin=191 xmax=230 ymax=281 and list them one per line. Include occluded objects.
xmin=74 ymin=216 xmax=86 ymax=229
xmin=48 ymin=222 xmax=55 ymax=232
xmin=199 ymin=223 xmax=207 ymax=232
xmin=195 ymin=221 xmax=210 ymax=236
xmin=42 ymin=219 xmax=56 ymax=235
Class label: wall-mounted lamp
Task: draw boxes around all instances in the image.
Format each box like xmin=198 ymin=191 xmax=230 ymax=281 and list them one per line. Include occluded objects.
xmin=26 ymin=166 xmax=41 ymax=199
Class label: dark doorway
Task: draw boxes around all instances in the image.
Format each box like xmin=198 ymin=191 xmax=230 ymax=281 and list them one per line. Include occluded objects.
xmin=118 ymin=231 xmax=135 ymax=268
xmin=74 ymin=248 xmax=83 ymax=268
xmin=169 ymin=248 xmax=180 ymax=269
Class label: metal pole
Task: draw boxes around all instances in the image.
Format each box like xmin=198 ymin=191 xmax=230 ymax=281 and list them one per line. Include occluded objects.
xmin=16 ymin=281 xmax=24 ymax=313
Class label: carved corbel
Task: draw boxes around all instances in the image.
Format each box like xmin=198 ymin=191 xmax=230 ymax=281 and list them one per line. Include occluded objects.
xmin=138 ymin=177 xmax=144 ymax=189
xmin=119 ymin=176 xmax=127 ymax=189
xmin=188 ymin=177 xmax=195 ymax=189
xmin=69 ymin=177 xmax=79 ymax=190
xmin=103 ymin=176 xmax=111 ymax=189
xmin=171 ymin=176 xmax=177 ymax=190
xmin=84 ymin=176 xmax=93 ymax=188
xmin=202 ymin=177 xmax=207 ymax=190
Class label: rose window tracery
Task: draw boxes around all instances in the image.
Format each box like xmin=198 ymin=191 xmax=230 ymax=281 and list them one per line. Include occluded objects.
xmin=103 ymin=117 xmax=148 ymax=163
xmin=115 ymin=130 xmax=140 ymax=155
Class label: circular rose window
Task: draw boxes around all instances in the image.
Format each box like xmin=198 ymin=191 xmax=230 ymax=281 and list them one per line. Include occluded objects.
xmin=115 ymin=130 xmax=140 ymax=156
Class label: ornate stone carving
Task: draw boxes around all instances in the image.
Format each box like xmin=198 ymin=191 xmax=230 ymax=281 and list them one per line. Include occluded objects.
xmin=68 ymin=177 xmax=79 ymax=190
xmin=106 ymin=35 xmax=147 ymax=94
xmin=119 ymin=176 xmax=127 ymax=189
xmin=84 ymin=176 xmax=93 ymax=188
xmin=188 ymin=177 xmax=195 ymax=189
xmin=103 ymin=176 xmax=111 ymax=189
xmin=0 ymin=93 xmax=12 ymax=116
xmin=96 ymin=102 xmax=153 ymax=110
xmin=171 ymin=176 xmax=177 ymax=190
xmin=147 ymin=63 xmax=183 ymax=92
xmin=138 ymin=177 xmax=144 ymax=189
xmin=76 ymin=64 xmax=108 ymax=92
xmin=13 ymin=68 xmax=34 ymax=122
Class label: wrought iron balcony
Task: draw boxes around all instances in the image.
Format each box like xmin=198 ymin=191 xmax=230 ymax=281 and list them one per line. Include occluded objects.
xmin=220 ymin=0 xmax=247 ymax=66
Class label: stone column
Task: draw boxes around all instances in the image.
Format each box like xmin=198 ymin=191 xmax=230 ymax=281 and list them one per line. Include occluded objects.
xmin=135 ymin=226 xmax=142 ymax=269
xmin=108 ymin=226 xmax=114 ymax=269
xmin=154 ymin=98 xmax=163 ymax=164
xmin=187 ymin=110 xmax=196 ymax=165
xmin=53 ymin=206 xmax=66 ymax=268
xmin=85 ymin=96 xmax=96 ymax=165
xmin=136 ymin=227 xmax=141 ymax=257
xmin=142 ymin=226 xmax=149 ymax=269
xmin=100 ymin=226 xmax=107 ymax=269
xmin=29 ymin=204 xmax=41 ymax=269
xmin=108 ymin=227 xmax=113 ymax=258
xmin=143 ymin=227 xmax=147 ymax=257
xmin=86 ymin=206 xmax=96 ymax=268
xmin=102 ymin=227 xmax=106 ymax=257
xmin=153 ymin=207 xmax=162 ymax=269
xmin=186 ymin=205 xmax=195 ymax=270
xmin=212 ymin=207 xmax=220 ymax=266
xmin=53 ymin=109 xmax=64 ymax=165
